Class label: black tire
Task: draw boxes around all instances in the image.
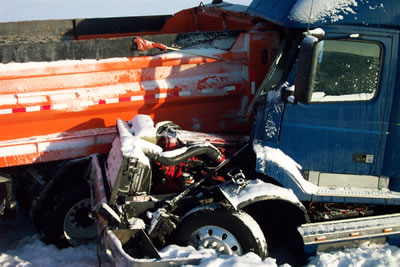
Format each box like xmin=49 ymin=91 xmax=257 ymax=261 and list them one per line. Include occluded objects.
xmin=39 ymin=180 xmax=97 ymax=248
xmin=174 ymin=205 xmax=267 ymax=259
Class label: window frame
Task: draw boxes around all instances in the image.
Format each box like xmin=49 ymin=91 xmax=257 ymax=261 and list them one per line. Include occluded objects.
xmin=309 ymin=39 xmax=383 ymax=104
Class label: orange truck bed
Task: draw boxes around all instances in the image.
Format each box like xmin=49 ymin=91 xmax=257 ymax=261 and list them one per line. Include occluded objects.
xmin=0 ymin=4 xmax=280 ymax=167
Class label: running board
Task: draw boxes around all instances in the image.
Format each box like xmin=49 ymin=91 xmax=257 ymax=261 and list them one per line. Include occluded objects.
xmin=299 ymin=213 xmax=400 ymax=256
xmin=316 ymin=187 xmax=400 ymax=199
xmin=311 ymin=187 xmax=400 ymax=205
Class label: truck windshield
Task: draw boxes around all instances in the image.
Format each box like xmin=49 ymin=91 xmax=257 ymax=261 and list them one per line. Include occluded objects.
xmin=311 ymin=40 xmax=381 ymax=102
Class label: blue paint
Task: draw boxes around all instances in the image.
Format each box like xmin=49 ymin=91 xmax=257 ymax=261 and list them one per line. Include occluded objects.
xmin=282 ymin=122 xmax=381 ymax=135
xmin=249 ymin=0 xmax=400 ymax=29
xmin=253 ymin=25 xmax=400 ymax=204
xmin=380 ymin=32 xmax=400 ymax=179
xmin=279 ymin=26 xmax=394 ymax=176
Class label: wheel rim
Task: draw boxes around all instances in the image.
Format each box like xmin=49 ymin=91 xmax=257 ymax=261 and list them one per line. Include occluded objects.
xmin=63 ymin=198 xmax=97 ymax=246
xmin=187 ymin=225 xmax=243 ymax=255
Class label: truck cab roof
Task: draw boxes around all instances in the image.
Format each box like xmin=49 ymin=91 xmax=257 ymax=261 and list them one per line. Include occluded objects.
xmin=248 ymin=0 xmax=400 ymax=29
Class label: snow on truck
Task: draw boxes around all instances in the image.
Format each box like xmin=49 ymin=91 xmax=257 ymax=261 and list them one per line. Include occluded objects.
xmin=1 ymin=0 xmax=400 ymax=266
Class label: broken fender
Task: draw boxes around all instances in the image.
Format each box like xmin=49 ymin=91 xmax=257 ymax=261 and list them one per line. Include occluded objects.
xmin=219 ymin=179 xmax=307 ymax=213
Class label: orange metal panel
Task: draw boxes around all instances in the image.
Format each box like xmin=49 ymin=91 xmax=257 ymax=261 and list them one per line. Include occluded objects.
xmin=0 ymin=28 xmax=280 ymax=167
xmin=159 ymin=5 xmax=258 ymax=34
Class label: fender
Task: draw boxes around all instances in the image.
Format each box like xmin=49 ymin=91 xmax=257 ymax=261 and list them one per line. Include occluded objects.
xmin=219 ymin=179 xmax=308 ymax=220
xmin=253 ymin=143 xmax=317 ymax=201
xmin=180 ymin=202 xmax=224 ymax=222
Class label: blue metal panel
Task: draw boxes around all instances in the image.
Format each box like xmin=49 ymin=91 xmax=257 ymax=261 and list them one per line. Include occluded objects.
xmin=279 ymin=26 xmax=393 ymax=176
xmin=248 ymin=0 xmax=296 ymax=27
xmin=249 ymin=0 xmax=400 ymax=29
xmin=387 ymin=235 xmax=400 ymax=247
xmin=381 ymin=33 xmax=400 ymax=179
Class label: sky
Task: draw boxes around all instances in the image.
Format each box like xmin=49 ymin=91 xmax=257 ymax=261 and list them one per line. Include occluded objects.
xmin=0 ymin=0 xmax=252 ymax=22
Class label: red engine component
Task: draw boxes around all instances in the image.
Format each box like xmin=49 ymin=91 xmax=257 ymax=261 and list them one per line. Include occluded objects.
xmin=152 ymin=161 xmax=191 ymax=194
xmin=151 ymin=127 xmax=247 ymax=194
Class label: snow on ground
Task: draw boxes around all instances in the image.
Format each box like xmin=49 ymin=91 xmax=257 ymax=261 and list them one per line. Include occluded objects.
xmin=307 ymin=243 xmax=400 ymax=267
xmin=0 ymin=207 xmax=99 ymax=267
xmin=1 ymin=206 xmax=400 ymax=267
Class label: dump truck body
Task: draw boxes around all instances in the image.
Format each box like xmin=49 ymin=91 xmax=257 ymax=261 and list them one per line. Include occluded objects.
xmin=0 ymin=4 xmax=278 ymax=167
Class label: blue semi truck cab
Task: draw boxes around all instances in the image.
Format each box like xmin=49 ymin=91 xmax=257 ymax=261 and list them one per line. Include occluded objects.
xmin=254 ymin=23 xmax=400 ymax=201
xmin=249 ymin=0 xmax=400 ymax=257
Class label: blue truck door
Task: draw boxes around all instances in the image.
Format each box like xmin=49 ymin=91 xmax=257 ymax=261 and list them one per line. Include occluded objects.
xmin=279 ymin=27 xmax=394 ymax=176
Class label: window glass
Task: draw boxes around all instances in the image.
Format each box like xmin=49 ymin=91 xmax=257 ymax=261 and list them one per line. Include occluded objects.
xmin=311 ymin=40 xmax=381 ymax=102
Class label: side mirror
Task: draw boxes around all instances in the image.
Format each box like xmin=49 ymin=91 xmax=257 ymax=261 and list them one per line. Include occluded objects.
xmin=294 ymin=36 xmax=321 ymax=104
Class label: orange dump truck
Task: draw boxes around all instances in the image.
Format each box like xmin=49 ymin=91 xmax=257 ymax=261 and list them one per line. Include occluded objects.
xmin=0 ymin=3 xmax=280 ymax=246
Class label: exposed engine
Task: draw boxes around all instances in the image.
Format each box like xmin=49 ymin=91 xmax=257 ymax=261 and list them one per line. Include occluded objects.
xmin=148 ymin=119 xmax=252 ymax=194
xmin=104 ymin=115 xmax=248 ymax=203
xmin=151 ymin=122 xmax=232 ymax=194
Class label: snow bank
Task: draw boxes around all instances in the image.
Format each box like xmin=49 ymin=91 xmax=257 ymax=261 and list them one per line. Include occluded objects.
xmin=307 ymin=242 xmax=400 ymax=267
xmin=188 ymin=252 xmax=279 ymax=267
xmin=289 ymin=0 xmax=358 ymax=23
xmin=0 ymin=207 xmax=100 ymax=267
xmin=0 ymin=237 xmax=98 ymax=267
xmin=159 ymin=244 xmax=217 ymax=259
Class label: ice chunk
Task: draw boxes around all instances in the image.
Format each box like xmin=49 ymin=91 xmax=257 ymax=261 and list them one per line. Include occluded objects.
xmin=130 ymin=114 xmax=157 ymax=144
xmin=116 ymin=119 xmax=162 ymax=166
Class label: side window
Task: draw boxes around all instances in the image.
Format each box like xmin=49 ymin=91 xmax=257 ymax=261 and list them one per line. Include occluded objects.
xmin=311 ymin=40 xmax=381 ymax=102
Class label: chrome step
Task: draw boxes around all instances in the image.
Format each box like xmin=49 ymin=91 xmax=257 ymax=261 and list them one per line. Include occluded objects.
xmin=299 ymin=213 xmax=400 ymax=253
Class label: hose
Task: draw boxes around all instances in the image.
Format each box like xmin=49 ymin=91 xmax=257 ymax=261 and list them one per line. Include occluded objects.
xmin=153 ymin=144 xmax=222 ymax=166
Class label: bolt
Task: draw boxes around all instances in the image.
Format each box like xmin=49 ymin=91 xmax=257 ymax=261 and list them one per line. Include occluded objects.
xmin=203 ymin=240 xmax=209 ymax=247
xmin=211 ymin=241 xmax=218 ymax=248
xmin=236 ymin=178 xmax=245 ymax=185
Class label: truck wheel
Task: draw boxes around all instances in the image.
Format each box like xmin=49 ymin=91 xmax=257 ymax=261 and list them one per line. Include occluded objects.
xmin=175 ymin=205 xmax=267 ymax=258
xmin=39 ymin=181 xmax=97 ymax=248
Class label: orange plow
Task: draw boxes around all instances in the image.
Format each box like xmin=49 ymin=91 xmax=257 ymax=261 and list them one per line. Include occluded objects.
xmin=0 ymin=5 xmax=280 ymax=167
